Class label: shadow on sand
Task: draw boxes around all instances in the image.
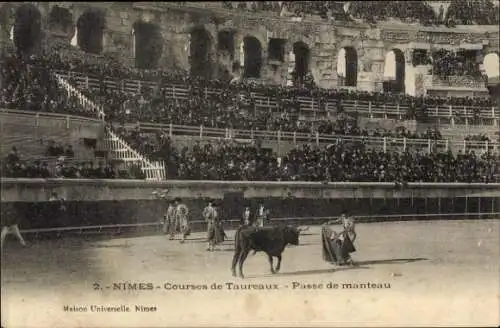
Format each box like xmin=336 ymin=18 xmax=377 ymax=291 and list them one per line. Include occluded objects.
xmin=242 ymin=257 xmax=428 ymax=278
xmin=355 ymin=257 xmax=428 ymax=265
xmin=272 ymin=265 xmax=370 ymax=277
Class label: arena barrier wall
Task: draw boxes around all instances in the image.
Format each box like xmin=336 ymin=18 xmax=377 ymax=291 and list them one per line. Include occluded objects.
xmin=1 ymin=179 xmax=499 ymax=235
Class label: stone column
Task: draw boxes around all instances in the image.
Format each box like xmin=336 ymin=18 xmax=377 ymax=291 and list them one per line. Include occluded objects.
xmin=357 ymin=42 xmax=385 ymax=93
xmin=260 ymin=37 xmax=269 ymax=82
xmin=285 ymin=41 xmax=295 ymax=86
xmin=210 ymin=29 xmax=219 ymax=79
xmin=312 ymin=42 xmax=338 ymax=89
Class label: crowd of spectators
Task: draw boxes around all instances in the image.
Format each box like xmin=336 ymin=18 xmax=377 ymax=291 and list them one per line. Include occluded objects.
xmin=219 ymin=0 xmax=499 ymax=26
xmin=221 ymin=1 xmax=351 ymax=21
xmin=431 ymin=50 xmax=484 ymax=80
xmin=349 ymin=1 xmax=437 ymax=25
xmin=1 ymin=146 xmax=144 ymax=179
xmin=445 ymin=0 xmax=499 ymax=26
xmin=2 ymin=47 xmax=497 ymax=142
xmin=124 ymin=135 xmax=498 ymax=183
xmin=5 ymin=44 xmax=496 ymax=116
xmin=2 ymin=40 xmax=498 ymax=183
xmin=0 ymin=50 xmax=97 ymax=118
xmin=112 ymin=123 xmax=500 ymax=184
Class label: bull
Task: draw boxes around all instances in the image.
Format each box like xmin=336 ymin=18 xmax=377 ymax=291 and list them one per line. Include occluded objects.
xmin=231 ymin=225 xmax=307 ymax=278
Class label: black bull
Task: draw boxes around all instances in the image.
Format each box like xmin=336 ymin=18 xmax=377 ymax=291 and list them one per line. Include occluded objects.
xmin=231 ymin=225 xmax=306 ymax=278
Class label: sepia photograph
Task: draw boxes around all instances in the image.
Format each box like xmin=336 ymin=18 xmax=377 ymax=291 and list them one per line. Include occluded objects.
xmin=0 ymin=1 xmax=499 ymax=327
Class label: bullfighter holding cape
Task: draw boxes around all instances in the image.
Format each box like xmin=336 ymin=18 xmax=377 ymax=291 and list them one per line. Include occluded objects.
xmin=204 ymin=199 xmax=225 ymax=251
xmin=321 ymin=211 xmax=357 ymax=266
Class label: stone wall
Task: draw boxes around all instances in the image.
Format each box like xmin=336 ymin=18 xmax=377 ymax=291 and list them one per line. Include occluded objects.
xmin=1 ymin=179 xmax=498 ymax=232
xmin=2 ymin=178 xmax=499 ymax=202
xmin=0 ymin=109 xmax=104 ymax=159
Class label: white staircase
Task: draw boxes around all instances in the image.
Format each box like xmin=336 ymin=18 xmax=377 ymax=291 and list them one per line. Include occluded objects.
xmin=53 ymin=72 xmax=166 ymax=180
xmin=54 ymin=74 xmax=106 ymax=121
xmin=103 ymin=128 xmax=166 ymax=180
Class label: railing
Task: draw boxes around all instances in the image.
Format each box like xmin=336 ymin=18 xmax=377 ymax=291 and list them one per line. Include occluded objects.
xmin=53 ymin=70 xmax=500 ymax=124
xmin=54 ymin=73 xmax=106 ymax=121
xmin=132 ymin=121 xmax=500 ymax=153
xmin=18 ymin=212 xmax=500 ymax=236
xmin=0 ymin=107 xmax=103 ymax=124
xmin=103 ymin=129 xmax=166 ymax=181
xmin=2 ymin=108 xmax=497 ymax=154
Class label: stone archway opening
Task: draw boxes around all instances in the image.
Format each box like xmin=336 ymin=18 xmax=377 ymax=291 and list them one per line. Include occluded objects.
xmin=383 ymin=49 xmax=406 ymax=93
xmin=76 ymin=9 xmax=105 ymax=54
xmin=0 ymin=4 xmax=13 ymax=41
xmin=483 ymin=52 xmax=500 ymax=101
xmin=483 ymin=53 xmax=499 ymax=80
xmin=48 ymin=5 xmax=74 ymax=39
xmin=337 ymin=47 xmax=357 ymax=87
xmin=133 ymin=21 xmax=163 ymax=69
xmin=292 ymin=41 xmax=311 ymax=86
xmin=13 ymin=4 xmax=42 ymax=54
xmin=242 ymin=36 xmax=262 ymax=79
xmin=189 ymin=27 xmax=213 ymax=80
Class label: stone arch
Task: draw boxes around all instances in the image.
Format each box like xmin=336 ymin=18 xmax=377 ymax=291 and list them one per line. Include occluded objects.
xmin=242 ymin=36 xmax=262 ymax=79
xmin=189 ymin=26 xmax=214 ymax=80
xmin=48 ymin=5 xmax=74 ymax=39
xmin=483 ymin=52 xmax=499 ymax=79
xmin=0 ymin=3 xmax=14 ymax=41
xmin=383 ymin=48 xmax=405 ymax=93
xmin=292 ymin=41 xmax=311 ymax=86
xmin=76 ymin=8 xmax=105 ymax=54
xmin=13 ymin=4 xmax=42 ymax=54
xmin=337 ymin=46 xmax=358 ymax=87
xmin=132 ymin=21 xmax=163 ymax=69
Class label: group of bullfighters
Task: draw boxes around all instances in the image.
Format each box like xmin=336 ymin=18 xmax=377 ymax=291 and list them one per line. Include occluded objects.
xmin=158 ymin=192 xmax=271 ymax=252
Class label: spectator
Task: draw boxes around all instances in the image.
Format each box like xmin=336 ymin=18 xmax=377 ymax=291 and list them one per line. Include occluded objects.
xmin=64 ymin=145 xmax=74 ymax=158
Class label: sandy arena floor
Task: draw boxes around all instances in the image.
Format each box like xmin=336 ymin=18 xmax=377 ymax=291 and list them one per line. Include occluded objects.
xmin=1 ymin=219 xmax=499 ymax=327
